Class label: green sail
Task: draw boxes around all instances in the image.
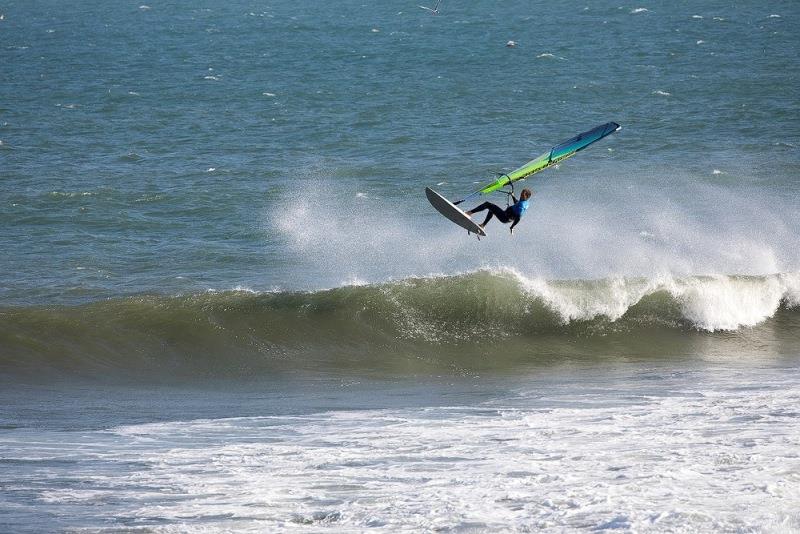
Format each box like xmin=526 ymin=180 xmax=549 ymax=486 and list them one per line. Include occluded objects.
xmin=471 ymin=122 xmax=620 ymax=196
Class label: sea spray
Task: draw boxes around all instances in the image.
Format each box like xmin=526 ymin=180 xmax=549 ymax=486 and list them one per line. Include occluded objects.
xmin=271 ymin=172 xmax=800 ymax=290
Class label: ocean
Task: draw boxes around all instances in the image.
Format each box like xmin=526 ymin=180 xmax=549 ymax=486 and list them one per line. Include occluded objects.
xmin=1 ymin=0 xmax=799 ymax=532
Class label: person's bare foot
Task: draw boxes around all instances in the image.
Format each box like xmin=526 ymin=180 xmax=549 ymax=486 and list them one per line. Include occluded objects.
xmin=465 ymin=210 xmax=474 ymax=217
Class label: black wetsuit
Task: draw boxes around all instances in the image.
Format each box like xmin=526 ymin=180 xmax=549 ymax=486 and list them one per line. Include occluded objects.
xmin=470 ymin=202 xmax=516 ymax=226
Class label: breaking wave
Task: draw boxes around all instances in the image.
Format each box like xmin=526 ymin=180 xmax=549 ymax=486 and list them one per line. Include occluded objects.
xmin=1 ymin=270 xmax=798 ymax=380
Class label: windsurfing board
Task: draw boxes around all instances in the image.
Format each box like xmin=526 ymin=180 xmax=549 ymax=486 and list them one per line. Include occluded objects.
xmin=425 ymin=187 xmax=487 ymax=236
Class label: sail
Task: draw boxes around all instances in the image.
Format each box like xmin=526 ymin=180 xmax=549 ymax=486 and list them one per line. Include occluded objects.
xmin=469 ymin=122 xmax=620 ymax=197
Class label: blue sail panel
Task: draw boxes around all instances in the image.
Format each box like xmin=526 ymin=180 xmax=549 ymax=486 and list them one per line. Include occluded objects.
xmin=549 ymin=122 xmax=620 ymax=163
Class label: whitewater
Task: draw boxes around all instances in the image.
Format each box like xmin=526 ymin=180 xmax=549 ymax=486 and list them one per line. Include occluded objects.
xmin=3 ymin=368 xmax=800 ymax=532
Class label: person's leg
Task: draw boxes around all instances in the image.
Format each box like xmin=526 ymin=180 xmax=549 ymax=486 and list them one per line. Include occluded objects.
xmin=467 ymin=202 xmax=496 ymax=226
xmin=466 ymin=202 xmax=491 ymax=215
xmin=467 ymin=202 xmax=509 ymax=227
xmin=482 ymin=203 xmax=511 ymax=226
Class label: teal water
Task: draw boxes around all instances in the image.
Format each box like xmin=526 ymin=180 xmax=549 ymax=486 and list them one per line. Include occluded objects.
xmin=2 ymin=0 xmax=798 ymax=304
xmin=2 ymin=2 xmax=800 ymax=531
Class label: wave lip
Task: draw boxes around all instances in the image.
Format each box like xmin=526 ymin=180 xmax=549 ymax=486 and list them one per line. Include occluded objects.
xmin=513 ymin=269 xmax=800 ymax=332
xmin=662 ymin=272 xmax=799 ymax=331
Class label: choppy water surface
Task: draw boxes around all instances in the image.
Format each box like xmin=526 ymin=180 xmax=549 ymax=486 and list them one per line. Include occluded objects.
xmin=1 ymin=0 xmax=799 ymax=531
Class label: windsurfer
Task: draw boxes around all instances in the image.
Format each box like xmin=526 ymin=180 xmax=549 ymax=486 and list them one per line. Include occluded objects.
xmin=466 ymin=187 xmax=532 ymax=234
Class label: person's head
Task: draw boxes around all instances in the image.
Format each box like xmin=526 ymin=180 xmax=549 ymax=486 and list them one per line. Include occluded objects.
xmin=521 ymin=188 xmax=532 ymax=200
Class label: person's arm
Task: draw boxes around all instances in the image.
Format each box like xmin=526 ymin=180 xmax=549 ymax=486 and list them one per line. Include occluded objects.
xmin=509 ymin=217 xmax=519 ymax=234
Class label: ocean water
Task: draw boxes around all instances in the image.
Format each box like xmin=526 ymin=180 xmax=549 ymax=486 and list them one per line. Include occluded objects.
xmin=1 ymin=0 xmax=799 ymax=532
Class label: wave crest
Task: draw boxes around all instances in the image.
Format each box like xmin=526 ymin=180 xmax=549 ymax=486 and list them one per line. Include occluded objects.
xmin=514 ymin=269 xmax=799 ymax=331
xmin=1 ymin=271 xmax=798 ymax=379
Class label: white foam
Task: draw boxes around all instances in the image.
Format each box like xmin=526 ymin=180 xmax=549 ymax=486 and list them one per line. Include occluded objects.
xmin=268 ymin=167 xmax=800 ymax=301
xmin=10 ymin=370 xmax=799 ymax=531
xmin=510 ymin=269 xmax=657 ymax=323
xmin=506 ymin=269 xmax=800 ymax=331
xmin=231 ymin=285 xmax=257 ymax=293
xmin=664 ymin=274 xmax=788 ymax=330
xmin=536 ymin=53 xmax=566 ymax=60
xmin=782 ymin=272 xmax=800 ymax=307
xmin=49 ymin=190 xmax=97 ymax=198
xmin=340 ymin=276 xmax=370 ymax=287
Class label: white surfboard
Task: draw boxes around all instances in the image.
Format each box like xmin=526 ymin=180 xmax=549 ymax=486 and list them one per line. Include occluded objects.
xmin=425 ymin=187 xmax=487 ymax=236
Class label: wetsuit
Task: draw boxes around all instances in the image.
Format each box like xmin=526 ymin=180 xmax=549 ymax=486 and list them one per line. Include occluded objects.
xmin=471 ymin=197 xmax=529 ymax=229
